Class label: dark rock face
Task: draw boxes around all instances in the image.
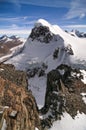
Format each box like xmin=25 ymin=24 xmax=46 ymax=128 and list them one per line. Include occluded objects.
xmin=53 ymin=48 xmax=59 ymax=59
xmin=40 ymin=64 xmax=86 ymax=129
xmin=27 ymin=63 xmax=48 ymax=78
xmin=29 ymin=25 xmax=64 ymax=44
xmin=62 ymin=44 xmax=74 ymax=55
xmin=53 ymin=44 xmax=74 ymax=61
xmin=29 ymin=26 xmax=53 ymax=43
xmin=0 ymin=64 xmax=41 ymax=130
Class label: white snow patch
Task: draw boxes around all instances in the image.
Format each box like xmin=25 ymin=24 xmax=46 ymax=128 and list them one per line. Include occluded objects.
xmin=49 ymin=112 xmax=86 ymax=130
xmin=0 ymin=106 xmax=9 ymax=114
xmin=1 ymin=119 xmax=7 ymax=130
xmin=0 ymin=68 xmax=4 ymax=71
xmin=5 ymin=37 xmax=12 ymax=43
xmin=81 ymin=93 xmax=86 ymax=104
xmin=80 ymin=70 xmax=86 ymax=84
xmin=35 ymin=128 xmax=39 ymax=130
xmin=28 ymin=75 xmax=47 ymax=109
xmin=10 ymin=110 xmax=17 ymax=117
xmin=1 ymin=46 xmax=4 ymax=49
xmin=58 ymin=69 xmax=65 ymax=75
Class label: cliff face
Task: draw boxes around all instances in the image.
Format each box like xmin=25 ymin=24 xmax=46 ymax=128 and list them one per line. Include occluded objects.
xmin=0 ymin=64 xmax=41 ymax=130
xmin=29 ymin=26 xmax=53 ymax=43
xmin=40 ymin=64 xmax=86 ymax=129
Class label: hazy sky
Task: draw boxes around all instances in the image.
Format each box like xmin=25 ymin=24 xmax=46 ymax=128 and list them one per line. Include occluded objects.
xmin=0 ymin=0 xmax=86 ymax=37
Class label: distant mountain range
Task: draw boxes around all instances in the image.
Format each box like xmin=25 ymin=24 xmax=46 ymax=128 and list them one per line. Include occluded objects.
xmin=0 ymin=35 xmax=26 ymax=62
xmin=65 ymin=29 xmax=86 ymax=38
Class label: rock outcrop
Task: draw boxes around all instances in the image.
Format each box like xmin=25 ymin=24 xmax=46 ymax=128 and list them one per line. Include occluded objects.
xmin=40 ymin=64 xmax=86 ymax=129
xmin=29 ymin=25 xmax=63 ymax=44
xmin=0 ymin=64 xmax=28 ymax=89
xmin=0 ymin=64 xmax=41 ymax=130
xmin=29 ymin=26 xmax=53 ymax=43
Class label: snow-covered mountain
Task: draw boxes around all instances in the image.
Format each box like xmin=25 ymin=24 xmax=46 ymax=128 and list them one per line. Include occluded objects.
xmin=0 ymin=35 xmax=26 ymax=62
xmin=5 ymin=19 xmax=86 ymax=130
xmin=9 ymin=35 xmax=20 ymax=39
xmin=6 ymin=19 xmax=86 ymax=70
xmin=69 ymin=29 xmax=86 ymax=38
xmin=0 ymin=35 xmax=8 ymax=41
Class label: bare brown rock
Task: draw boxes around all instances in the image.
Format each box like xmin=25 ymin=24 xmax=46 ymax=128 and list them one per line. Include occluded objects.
xmin=0 ymin=64 xmax=41 ymax=130
xmin=0 ymin=64 xmax=28 ymax=89
xmin=0 ymin=77 xmax=41 ymax=130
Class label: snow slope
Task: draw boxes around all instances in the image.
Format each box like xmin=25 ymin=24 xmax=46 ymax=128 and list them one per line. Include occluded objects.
xmin=36 ymin=19 xmax=86 ymax=62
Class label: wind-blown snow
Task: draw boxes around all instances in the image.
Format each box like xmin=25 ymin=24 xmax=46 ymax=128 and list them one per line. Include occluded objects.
xmin=35 ymin=19 xmax=51 ymax=28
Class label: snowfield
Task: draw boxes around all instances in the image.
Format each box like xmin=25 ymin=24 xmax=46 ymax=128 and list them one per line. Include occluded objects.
xmin=5 ymin=19 xmax=86 ymax=130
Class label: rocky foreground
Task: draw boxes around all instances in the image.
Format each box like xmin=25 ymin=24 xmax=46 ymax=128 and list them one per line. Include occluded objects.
xmin=0 ymin=64 xmax=41 ymax=130
xmin=0 ymin=63 xmax=86 ymax=130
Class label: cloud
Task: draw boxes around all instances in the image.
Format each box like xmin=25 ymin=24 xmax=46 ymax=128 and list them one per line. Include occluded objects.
xmin=0 ymin=16 xmax=28 ymax=22
xmin=63 ymin=25 xmax=86 ymax=28
xmin=22 ymin=20 xmax=36 ymax=25
xmin=11 ymin=24 xmax=19 ymax=29
xmin=3 ymin=0 xmax=70 ymax=8
xmin=21 ymin=0 xmax=70 ymax=8
xmin=0 ymin=22 xmax=33 ymax=30
xmin=0 ymin=22 xmax=32 ymax=36
xmin=65 ymin=0 xmax=86 ymax=19
xmin=0 ymin=29 xmax=31 ymax=35
xmin=80 ymin=13 xmax=86 ymax=19
xmin=0 ymin=16 xmax=37 ymax=28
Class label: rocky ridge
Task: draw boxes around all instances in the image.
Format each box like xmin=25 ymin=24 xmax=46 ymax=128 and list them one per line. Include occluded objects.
xmin=0 ymin=35 xmax=25 ymax=63
xmin=29 ymin=25 xmax=63 ymax=43
xmin=40 ymin=64 xmax=86 ymax=129
xmin=0 ymin=63 xmax=41 ymax=130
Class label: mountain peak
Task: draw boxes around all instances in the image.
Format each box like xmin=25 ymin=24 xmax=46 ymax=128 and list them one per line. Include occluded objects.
xmin=35 ymin=19 xmax=51 ymax=28
xmin=10 ymin=35 xmax=19 ymax=39
xmin=0 ymin=35 xmax=8 ymax=40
